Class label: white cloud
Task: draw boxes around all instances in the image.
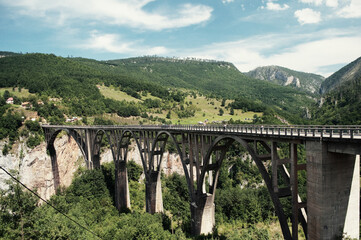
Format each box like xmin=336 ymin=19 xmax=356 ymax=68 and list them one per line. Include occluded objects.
xmin=299 ymin=0 xmax=323 ymax=6
xmin=338 ymin=0 xmax=361 ymax=18
xmin=325 ymin=0 xmax=338 ymax=8
xmin=222 ymin=0 xmax=234 ymax=4
xmin=0 ymin=0 xmax=213 ymax=31
xmin=266 ymin=2 xmax=290 ymax=11
xmin=80 ymin=31 xmax=169 ymax=56
xmin=299 ymin=0 xmax=338 ymax=7
xmin=181 ymin=29 xmax=361 ymax=77
xmin=294 ymin=8 xmax=321 ymax=24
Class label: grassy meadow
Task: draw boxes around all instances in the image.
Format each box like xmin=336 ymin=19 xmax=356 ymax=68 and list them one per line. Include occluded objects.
xmin=99 ymin=85 xmax=262 ymax=125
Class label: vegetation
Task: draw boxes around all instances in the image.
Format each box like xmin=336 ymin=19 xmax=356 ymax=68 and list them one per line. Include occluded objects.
xmin=311 ymin=56 xmax=361 ymax=125
xmin=0 ymin=53 xmax=318 ymax=126
xmin=2 ymin=51 xmax=361 ymax=239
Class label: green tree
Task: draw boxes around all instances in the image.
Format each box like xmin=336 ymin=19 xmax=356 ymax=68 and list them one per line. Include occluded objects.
xmin=0 ymin=180 xmax=38 ymax=239
xmin=230 ymin=107 xmax=234 ymax=115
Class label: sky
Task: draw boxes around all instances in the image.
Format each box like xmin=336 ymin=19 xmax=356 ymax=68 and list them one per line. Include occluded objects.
xmin=1 ymin=0 xmax=361 ymax=77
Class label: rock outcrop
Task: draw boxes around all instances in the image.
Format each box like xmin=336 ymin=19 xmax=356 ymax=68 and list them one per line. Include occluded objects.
xmin=0 ymin=135 xmax=184 ymax=200
xmin=245 ymin=65 xmax=324 ymax=94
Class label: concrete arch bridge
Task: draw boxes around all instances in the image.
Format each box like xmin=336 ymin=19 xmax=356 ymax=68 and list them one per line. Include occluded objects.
xmin=42 ymin=124 xmax=361 ymax=240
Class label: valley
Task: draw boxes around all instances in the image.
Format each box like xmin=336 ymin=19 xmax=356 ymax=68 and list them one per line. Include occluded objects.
xmin=0 ymin=51 xmax=360 ymax=239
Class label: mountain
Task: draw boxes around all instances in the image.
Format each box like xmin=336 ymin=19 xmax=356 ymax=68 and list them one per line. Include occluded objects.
xmin=320 ymin=56 xmax=361 ymax=94
xmin=0 ymin=53 xmax=317 ymax=123
xmin=0 ymin=51 xmax=21 ymax=58
xmin=245 ymin=66 xmax=324 ymax=94
xmin=312 ymin=56 xmax=361 ymax=125
xmin=95 ymin=57 xmax=316 ymax=121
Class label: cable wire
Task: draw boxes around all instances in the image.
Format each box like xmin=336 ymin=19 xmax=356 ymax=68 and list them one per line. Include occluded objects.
xmin=0 ymin=165 xmax=102 ymax=240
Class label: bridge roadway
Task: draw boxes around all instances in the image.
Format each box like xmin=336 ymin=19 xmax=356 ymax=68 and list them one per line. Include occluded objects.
xmin=42 ymin=124 xmax=361 ymax=240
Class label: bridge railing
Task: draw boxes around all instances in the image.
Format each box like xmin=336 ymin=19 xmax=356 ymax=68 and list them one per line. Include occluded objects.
xmin=160 ymin=124 xmax=361 ymax=140
xmin=41 ymin=124 xmax=361 ymax=140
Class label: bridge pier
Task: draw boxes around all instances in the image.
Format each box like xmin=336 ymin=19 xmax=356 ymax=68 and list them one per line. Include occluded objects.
xmin=190 ymin=193 xmax=215 ymax=235
xmin=306 ymin=141 xmax=359 ymax=239
xmin=146 ymin=170 xmax=163 ymax=213
xmin=115 ymin=161 xmax=130 ymax=211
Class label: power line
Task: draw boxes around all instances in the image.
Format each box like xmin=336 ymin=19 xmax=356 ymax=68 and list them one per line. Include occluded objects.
xmin=0 ymin=165 xmax=102 ymax=240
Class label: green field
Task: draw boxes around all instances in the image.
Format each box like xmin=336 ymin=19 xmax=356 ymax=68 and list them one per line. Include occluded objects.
xmin=0 ymin=87 xmax=34 ymax=98
xmin=99 ymin=86 xmax=262 ymax=125
xmin=99 ymin=85 xmax=161 ymax=102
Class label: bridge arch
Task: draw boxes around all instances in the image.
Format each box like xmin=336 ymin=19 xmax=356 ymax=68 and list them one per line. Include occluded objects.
xmin=46 ymin=128 xmax=89 ymax=191
xmin=150 ymin=131 xmax=192 ymax=191
xmin=193 ymin=135 xmax=292 ymax=239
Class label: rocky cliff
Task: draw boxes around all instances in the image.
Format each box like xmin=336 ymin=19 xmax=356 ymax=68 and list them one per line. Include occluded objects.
xmin=0 ymin=135 xmax=184 ymax=200
xmin=245 ymin=65 xmax=324 ymax=94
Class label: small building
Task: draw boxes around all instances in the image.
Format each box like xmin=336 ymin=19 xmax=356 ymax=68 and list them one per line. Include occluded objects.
xmin=37 ymin=100 xmax=44 ymax=105
xmin=6 ymin=97 xmax=13 ymax=104
xmin=21 ymin=102 xmax=32 ymax=108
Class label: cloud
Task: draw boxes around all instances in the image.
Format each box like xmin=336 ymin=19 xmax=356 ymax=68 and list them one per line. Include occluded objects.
xmin=325 ymin=0 xmax=338 ymax=8
xmin=299 ymin=0 xmax=323 ymax=6
xmin=266 ymin=2 xmax=290 ymax=11
xmin=80 ymin=31 xmax=169 ymax=56
xmin=222 ymin=0 xmax=234 ymax=4
xmin=181 ymin=29 xmax=361 ymax=77
xmin=0 ymin=0 xmax=213 ymax=31
xmin=299 ymin=0 xmax=338 ymax=7
xmin=338 ymin=0 xmax=361 ymax=18
xmin=294 ymin=8 xmax=321 ymax=24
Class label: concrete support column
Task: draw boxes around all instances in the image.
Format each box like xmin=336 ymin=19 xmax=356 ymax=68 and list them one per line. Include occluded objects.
xmin=306 ymin=141 xmax=359 ymax=239
xmin=115 ymin=161 xmax=130 ymax=211
xmin=146 ymin=170 xmax=163 ymax=213
xmin=191 ymin=193 xmax=215 ymax=235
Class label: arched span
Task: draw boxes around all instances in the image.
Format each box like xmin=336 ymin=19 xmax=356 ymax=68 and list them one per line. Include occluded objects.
xmin=93 ymin=129 xmax=121 ymax=163
xmin=47 ymin=128 xmax=88 ymax=166
xmin=117 ymin=130 xmax=147 ymax=175
xmin=200 ymin=135 xmax=292 ymax=240
xmin=150 ymin=131 xmax=193 ymax=196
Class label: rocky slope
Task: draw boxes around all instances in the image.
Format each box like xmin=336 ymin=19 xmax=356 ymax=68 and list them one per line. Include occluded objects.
xmin=0 ymin=136 xmax=184 ymax=200
xmin=245 ymin=65 xmax=324 ymax=94
xmin=320 ymin=56 xmax=361 ymax=94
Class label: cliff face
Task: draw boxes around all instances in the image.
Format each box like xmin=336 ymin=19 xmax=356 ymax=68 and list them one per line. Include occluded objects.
xmin=0 ymin=135 xmax=84 ymax=199
xmin=0 ymin=135 xmax=184 ymax=200
xmin=245 ymin=65 xmax=324 ymax=94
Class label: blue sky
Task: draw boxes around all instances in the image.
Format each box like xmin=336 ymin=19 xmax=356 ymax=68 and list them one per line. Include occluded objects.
xmin=1 ymin=0 xmax=360 ymax=77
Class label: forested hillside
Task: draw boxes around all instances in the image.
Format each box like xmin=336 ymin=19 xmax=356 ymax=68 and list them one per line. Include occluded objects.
xmin=320 ymin=56 xmax=361 ymax=94
xmin=100 ymin=57 xmax=315 ymax=122
xmin=0 ymin=53 xmax=317 ymax=128
xmin=311 ymin=56 xmax=361 ymax=125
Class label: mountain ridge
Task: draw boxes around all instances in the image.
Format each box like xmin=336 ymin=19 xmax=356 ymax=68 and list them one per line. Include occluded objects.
xmin=320 ymin=56 xmax=361 ymax=94
xmin=245 ymin=65 xmax=325 ymax=94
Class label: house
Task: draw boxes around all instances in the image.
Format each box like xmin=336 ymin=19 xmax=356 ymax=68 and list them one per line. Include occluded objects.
xmin=21 ymin=102 xmax=32 ymax=108
xmin=37 ymin=100 xmax=44 ymax=105
xmin=6 ymin=97 xmax=13 ymax=104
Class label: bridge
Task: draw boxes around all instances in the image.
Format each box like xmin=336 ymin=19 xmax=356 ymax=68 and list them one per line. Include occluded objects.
xmin=42 ymin=124 xmax=361 ymax=240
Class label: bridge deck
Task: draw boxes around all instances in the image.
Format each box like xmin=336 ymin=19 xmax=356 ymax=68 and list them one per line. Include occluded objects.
xmin=42 ymin=124 xmax=361 ymax=142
